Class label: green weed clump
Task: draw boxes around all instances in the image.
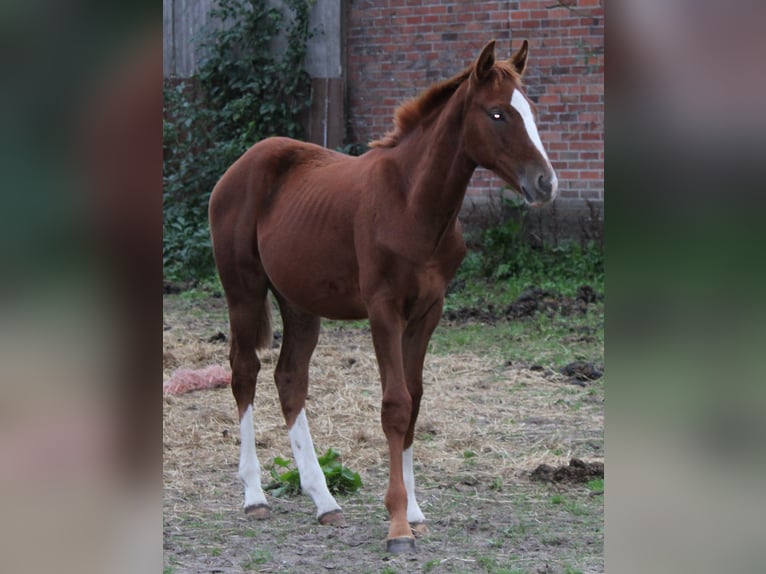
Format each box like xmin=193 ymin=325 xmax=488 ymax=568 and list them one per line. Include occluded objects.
xmin=460 ymin=197 xmax=602 ymax=288
xmin=266 ymin=448 xmax=362 ymax=497
xmin=448 ymin=194 xmax=603 ymax=310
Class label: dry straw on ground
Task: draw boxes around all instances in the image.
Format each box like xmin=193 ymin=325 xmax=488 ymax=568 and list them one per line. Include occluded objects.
xmin=164 ymin=310 xmax=603 ymax=517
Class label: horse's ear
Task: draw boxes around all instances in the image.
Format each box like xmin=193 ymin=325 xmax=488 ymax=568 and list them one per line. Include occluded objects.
xmin=472 ymin=40 xmax=496 ymax=83
xmin=510 ymin=39 xmax=529 ymax=76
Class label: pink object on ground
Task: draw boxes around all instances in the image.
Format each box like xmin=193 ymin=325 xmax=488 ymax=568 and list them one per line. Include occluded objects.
xmin=163 ymin=365 xmax=231 ymax=395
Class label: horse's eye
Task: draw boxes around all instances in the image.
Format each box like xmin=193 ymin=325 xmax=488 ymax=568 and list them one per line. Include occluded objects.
xmin=490 ymin=111 xmax=504 ymax=121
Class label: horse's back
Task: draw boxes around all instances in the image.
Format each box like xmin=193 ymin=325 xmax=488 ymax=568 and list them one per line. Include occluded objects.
xmin=211 ymin=137 xmax=344 ymax=234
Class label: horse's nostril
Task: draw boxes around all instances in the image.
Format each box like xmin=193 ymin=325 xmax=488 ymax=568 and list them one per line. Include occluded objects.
xmin=537 ymin=174 xmax=552 ymax=194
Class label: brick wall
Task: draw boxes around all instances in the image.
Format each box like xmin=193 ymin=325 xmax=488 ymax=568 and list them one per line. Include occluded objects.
xmin=345 ymin=0 xmax=604 ymax=208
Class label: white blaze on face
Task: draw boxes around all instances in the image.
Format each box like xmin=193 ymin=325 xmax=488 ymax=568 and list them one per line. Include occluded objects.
xmin=288 ymin=409 xmax=341 ymax=518
xmin=510 ymin=89 xmax=557 ymax=192
xmin=510 ymin=89 xmax=549 ymax=162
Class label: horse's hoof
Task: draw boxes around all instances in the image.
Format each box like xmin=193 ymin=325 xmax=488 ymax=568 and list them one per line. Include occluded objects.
xmin=244 ymin=504 xmax=271 ymax=520
xmin=386 ymin=536 xmax=417 ymax=554
xmin=410 ymin=521 xmax=429 ymax=536
xmin=318 ymin=509 xmax=346 ymax=526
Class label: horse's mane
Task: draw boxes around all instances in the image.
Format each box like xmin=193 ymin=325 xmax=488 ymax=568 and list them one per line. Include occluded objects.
xmin=370 ymin=59 xmax=521 ymax=149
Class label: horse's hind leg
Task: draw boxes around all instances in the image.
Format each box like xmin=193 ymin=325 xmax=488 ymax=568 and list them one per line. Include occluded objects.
xmin=273 ymin=294 xmax=343 ymax=525
xmin=226 ymin=284 xmax=273 ymax=518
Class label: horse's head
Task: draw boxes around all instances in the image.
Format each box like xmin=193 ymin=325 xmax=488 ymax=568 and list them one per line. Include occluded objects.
xmin=463 ymin=40 xmax=558 ymax=206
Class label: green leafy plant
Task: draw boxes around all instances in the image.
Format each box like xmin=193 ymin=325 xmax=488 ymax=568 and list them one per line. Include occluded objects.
xmin=163 ymin=0 xmax=315 ymax=282
xmin=266 ymin=448 xmax=362 ymax=497
xmin=445 ymin=190 xmax=604 ymax=319
xmin=459 ymin=193 xmax=603 ymax=287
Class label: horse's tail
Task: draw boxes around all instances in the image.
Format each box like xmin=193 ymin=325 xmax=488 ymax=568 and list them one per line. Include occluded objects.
xmin=255 ymin=294 xmax=273 ymax=351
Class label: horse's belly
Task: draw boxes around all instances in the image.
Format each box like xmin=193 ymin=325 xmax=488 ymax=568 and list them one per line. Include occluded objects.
xmin=272 ymin=274 xmax=368 ymax=320
xmin=257 ymin=182 xmax=368 ymax=319
xmin=303 ymin=288 xmax=368 ymax=320
xmin=260 ymin=242 xmax=367 ymax=320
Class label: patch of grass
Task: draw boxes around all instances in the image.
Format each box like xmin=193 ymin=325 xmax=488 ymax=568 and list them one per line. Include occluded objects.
xmin=323 ymin=318 xmax=370 ymax=330
xmin=502 ymin=522 xmax=528 ymax=538
xmin=550 ymin=493 xmax=565 ymax=505
xmin=430 ymin=309 xmax=603 ymax=368
xmin=586 ymin=478 xmax=604 ymax=492
xmin=550 ymin=494 xmax=588 ymax=516
xmin=183 ymin=518 xmax=207 ymax=530
xmin=542 ymin=534 xmax=565 ymax=547
xmin=489 ymin=536 xmax=505 ymax=548
xmin=452 ymin=271 xmax=601 ymax=305
xmin=444 ymin=277 xmax=524 ymax=311
xmin=417 ymin=429 xmax=436 ymax=442
xmin=177 ymin=276 xmax=223 ymax=300
xmin=242 ymin=549 xmax=272 ymax=569
xmin=476 ymin=555 xmax=528 ymax=574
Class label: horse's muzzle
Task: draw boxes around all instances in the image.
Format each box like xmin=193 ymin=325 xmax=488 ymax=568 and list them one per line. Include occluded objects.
xmin=521 ymin=168 xmax=558 ymax=207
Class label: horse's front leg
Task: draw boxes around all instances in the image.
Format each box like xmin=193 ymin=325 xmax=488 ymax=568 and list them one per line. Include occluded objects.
xmin=368 ymin=302 xmax=415 ymax=553
xmin=401 ymin=298 xmax=444 ymax=535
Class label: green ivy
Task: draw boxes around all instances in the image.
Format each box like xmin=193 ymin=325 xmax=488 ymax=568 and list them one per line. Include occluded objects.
xmin=163 ymin=0 xmax=315 ymax=282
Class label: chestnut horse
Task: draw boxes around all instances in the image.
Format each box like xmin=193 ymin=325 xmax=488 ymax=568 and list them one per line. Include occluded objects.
xmin=209 ymin=39 xmax=557 ymax=553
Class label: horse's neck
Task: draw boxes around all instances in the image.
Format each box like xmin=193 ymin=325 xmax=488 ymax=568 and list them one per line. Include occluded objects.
xmin=400 ymin=93 xmax=475 ymax=241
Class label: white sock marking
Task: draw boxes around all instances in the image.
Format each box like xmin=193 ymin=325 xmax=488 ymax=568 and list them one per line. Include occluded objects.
xmin=403 ymin=446 xmax=426 ymax=524
xmin=510 ymin=89 xmax=558 ymax=194
xmin=289 ymin=409 xmax=341 ymax=518
xmin=238 ymin=405 xmax=268 ymax=509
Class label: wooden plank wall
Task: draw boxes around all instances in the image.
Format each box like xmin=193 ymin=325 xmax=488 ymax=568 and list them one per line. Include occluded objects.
xmin=307 ymin=77 xmax=345 ymax=150
xmin=163 ymin=0 xmax=218 ymax=78
xmin=164 ymin=0 xmax=346 ymax=149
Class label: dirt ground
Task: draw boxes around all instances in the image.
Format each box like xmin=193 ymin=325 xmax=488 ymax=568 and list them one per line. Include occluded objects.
xmin=163 ymin=294 xmax=603 ymax=573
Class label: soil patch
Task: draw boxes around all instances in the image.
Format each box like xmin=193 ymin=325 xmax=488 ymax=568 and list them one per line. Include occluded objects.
xmin=529 ymin=458 xmax=604 ymax=484
xmin=560 ymin=361 xmax=604 ymax=385
xmin=443 ymin=284 xmax=602 ymax=323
